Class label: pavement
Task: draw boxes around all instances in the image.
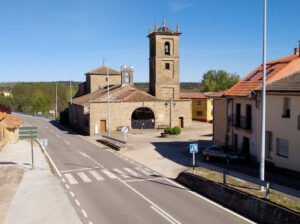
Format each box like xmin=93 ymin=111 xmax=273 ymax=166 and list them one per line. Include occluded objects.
xmin=90 ymin=121 xmax=213 ymax=178
xmin=15 ymin=114 xmax=255 ymax=224
xmin=0 ymin=140 xmax=82 ymax=224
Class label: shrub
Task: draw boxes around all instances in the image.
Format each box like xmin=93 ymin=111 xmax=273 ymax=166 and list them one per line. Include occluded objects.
xmin=164 ymin=126 xmax=172 ymax=134
xmin=172 ymin=126 xmax=181 ymax=135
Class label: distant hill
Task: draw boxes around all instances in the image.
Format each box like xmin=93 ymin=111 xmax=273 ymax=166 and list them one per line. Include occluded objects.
xmin=0 ymin=81 xmax=81 ymax=91
xmin=134 ymin=82 xmax=203 ymax=92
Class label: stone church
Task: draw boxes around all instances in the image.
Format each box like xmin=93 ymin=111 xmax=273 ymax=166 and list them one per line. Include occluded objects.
xmin=68 ymin=19 xmax=192 ymax=135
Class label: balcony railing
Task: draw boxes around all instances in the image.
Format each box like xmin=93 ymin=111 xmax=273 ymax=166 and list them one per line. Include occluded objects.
xmin=228 ymin=115 xmax=252 ymax=130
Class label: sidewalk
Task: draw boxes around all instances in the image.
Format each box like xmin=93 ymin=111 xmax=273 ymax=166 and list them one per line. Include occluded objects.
xmin=0 ymin=141 xmax=82 ymax=224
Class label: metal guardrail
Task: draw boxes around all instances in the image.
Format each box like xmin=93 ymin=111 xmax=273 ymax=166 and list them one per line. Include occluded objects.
xmin=13 ymin=111 xmax=53 ymax=120
xmin=102 ymin=135 xmax=126 ymax=146
xmin=196 ymin=161 xmax=300 ymax=199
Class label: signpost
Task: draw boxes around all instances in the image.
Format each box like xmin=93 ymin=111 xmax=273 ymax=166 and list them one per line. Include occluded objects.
xmin=121 ymin=126 xmax=128 ymax=144
xmin=19 ymin=126 xmax=38 ymax=169
xmin=190 ymin=143 xmax=198 ymax=174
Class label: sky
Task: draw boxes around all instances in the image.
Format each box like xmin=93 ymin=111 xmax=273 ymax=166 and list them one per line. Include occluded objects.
xmin=0 ymin=0 xmax=300 ymax=83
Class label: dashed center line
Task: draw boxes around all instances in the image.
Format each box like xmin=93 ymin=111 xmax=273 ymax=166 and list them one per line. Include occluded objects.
xmin=81 ymin=209 xmax=88 ymax=218
xmin=65 ymin=141 xmax=70 ymax=145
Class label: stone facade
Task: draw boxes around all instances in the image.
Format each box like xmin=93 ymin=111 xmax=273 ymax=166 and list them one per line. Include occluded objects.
xmin=148 ymin=19 xmax=181 ymax=100
xmin=89 ymin=100 xmax=191 ymax=135
xmin=87 ymin=74 xmax=121 ymax=93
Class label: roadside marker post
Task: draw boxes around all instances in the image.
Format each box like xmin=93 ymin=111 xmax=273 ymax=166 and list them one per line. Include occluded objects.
xmin=19 ymin=126 xmax=38 ymax=169
xmin=190 ymin=143 xmax=198 ymax=174
xmin=121 ymin=126 xmax=129 ymax=144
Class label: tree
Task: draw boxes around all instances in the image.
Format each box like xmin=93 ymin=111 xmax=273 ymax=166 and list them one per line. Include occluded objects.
xmin=202 ymin=70 xmax=239 ymax=92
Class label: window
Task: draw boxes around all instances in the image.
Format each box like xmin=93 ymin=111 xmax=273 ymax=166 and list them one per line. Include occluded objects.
xmin=258 ymin=69 xmax=275 ymax=80
xmin=265 ymin=131 xmax=273 ymax=158
xmin=276 ymin=138 xmax=289 ymax=158
xmin=233 ymin=134 xmax=238 ymax=148
xmin=196 ymin=111 xmax=203 ymax=116
xmin=298 ymin=115 xmax=300 ymax=130
xmin=164 ymin=42 xmax=170 ymax=55
xmin=282 ymin=97 xmax=290 ymax=118
xmin=125 ymin=73 xmax=130 ymax=83
xmin=197 ymin=101 xmax=202 ymax=105
xmin=165 ymin=63 xmax=170 ymax=70
xmin=246 ymin=71 xmax=260 ymax=81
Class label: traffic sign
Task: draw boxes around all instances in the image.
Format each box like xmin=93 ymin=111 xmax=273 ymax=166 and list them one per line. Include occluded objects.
xmin=121 ymin=126 xmax=128 ymax=134
xmin=41 ymin=139 xmax=48 ymax=147
xmin=190 ymin=143 xmax=198 ymax=153
xmin=19 ymin=126 xmax=38 ymax=139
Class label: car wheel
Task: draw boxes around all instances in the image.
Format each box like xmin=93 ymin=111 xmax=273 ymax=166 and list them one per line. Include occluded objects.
xmin=205 ymin=156 xmax=210 ymax=161
xmin=225 ymin=157 xmax=230 ymax=164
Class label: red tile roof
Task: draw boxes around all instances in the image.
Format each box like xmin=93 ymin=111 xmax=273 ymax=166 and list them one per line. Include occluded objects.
xmin=4 ymin=114 xmax=23 ymax=128
xmin=180 ymin=92 xmax=210 ymax=99
xmin=0 ymin=112 xmax=8 ymax=121
xmin=225 ymin=54 xmax=300 ymax=96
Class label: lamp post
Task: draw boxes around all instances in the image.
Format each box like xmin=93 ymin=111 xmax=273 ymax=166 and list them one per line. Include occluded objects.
xmin=55 ymin=83 xmax=58 ymax=120
xmin=103 ymin=58 xmax=111 ymax=136
xmin=165 ymin=99 xmax=176 ymax=127
xmin=260 ymin=0 xmax=267 ymax=190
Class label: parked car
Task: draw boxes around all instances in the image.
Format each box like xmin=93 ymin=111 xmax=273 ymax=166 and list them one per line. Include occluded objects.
xmin=202 ymin=146 xmax=247 ymax=164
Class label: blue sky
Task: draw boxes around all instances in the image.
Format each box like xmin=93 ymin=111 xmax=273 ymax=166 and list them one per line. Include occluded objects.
xmin=0 ymin=0 xmax=299 ymax=82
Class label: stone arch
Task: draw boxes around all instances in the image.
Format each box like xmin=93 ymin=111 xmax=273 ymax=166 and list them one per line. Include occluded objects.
xmin=131 ymin=107 xmax=155 ymax=129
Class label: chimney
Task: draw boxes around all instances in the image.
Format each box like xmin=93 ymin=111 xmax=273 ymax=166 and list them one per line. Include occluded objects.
xmin=296 ymin=41 xmax=300 ymax=57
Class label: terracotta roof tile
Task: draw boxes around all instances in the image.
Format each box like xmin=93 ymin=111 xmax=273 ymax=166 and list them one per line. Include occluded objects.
xmin=0 ymin=112 xmax=8 ymax=121
xmin=180 ymin=92 xmax=209 ymax=99
xmin=4 ymin=114 xmax=23 ymax=128
xmin=225 ymin=54 xmax=300 ymax=96
xmin=86 ymin=66 xmax=121 ymax=76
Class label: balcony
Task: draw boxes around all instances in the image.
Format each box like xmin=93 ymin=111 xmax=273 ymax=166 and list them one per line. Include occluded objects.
xmin=228 ymin=115 xmax=252 ymax=130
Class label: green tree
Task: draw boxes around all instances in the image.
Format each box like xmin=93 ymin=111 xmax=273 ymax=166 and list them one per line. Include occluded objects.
xmin=202 ymin=70 xmax=239 ymax=92
xmin=31 ymin=90 xmax=50 ymax=114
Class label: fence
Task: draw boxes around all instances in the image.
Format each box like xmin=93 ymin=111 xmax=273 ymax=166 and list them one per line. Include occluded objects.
xmin=13 ymin=111 xmax=53 ymax=120
xmin=196 ymin=161 xmax=300 ymax=199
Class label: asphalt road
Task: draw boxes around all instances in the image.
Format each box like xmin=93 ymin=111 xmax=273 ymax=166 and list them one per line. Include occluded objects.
xmin=19 ymin=114 xmax=255 ymax=224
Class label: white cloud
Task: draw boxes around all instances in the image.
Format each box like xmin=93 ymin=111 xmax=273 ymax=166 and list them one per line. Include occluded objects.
xmin=169 ymin=1 xmax=193 ymax=11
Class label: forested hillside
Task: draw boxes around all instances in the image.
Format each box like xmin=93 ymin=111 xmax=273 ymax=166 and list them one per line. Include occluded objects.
xmin=0 ymin=82 xmax=78 ymax=115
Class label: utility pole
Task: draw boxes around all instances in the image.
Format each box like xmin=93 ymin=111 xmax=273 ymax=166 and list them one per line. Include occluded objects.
xmin=70 ymin=81 xmax=72 ymax=104
xmin=260 ymin=0 xmax=267 ymax=190
xmin=55 ymin=83 xmax=58 ymax=120
xmin=104 ymin=58 xmax=111 ymax=136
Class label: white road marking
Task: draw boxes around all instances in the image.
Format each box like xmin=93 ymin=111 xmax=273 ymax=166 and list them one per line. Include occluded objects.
xmin=163 ymin=178 xmax=256 ymax=224
xmin=61 ymin=178 xmax=65 ymax=183
xmin=56 ymin=134 xmax=60 ymax=138
xmin=65 ymin=140 xmax=70 ymax=145
xmin=102 ymin=169 xmax=117 ymax=179
xmin=88 ymin=222 xmax=93 ymax=224
xmin=75 ymin=199 xmax=80 ymax=206
xmin=65 ymin=173 xmax=78 ymax=185
xmin=70 ymin=191 xmax=75 ymax=197
xmin=135 ymin=167 xmax=151 ymax=176
xmin=151 ymin=205 xmax=180 ymax=224
xmin=115 ymin=175 xmax=182 ymax=224
xmin=113 ymin=168 xmax=129 ymax=178
xmin=124 ymin=177 xmax=164 ymax=183
xmin=81 ymin=209 xmax=88 ymax=218
xmin=61 ymin=167 xmax=99 ymax=173
xmin=65 ymin=184 xmax=70 ymax=189
xmin=89 ymin=170 xmax=104 ymax=181
xmin=77 ymin=172 xmax=92 ymax=183
xmin=123 ymin=168 xmax=140 ymax=177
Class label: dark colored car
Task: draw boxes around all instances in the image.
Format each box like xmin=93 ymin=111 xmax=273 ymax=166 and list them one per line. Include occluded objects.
xmin=202 ymin=146 xmax=247 ymax=164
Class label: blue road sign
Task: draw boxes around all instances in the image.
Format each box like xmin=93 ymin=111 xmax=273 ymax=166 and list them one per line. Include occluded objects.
xmin=190 ymin=143 xmax=198 ymax=153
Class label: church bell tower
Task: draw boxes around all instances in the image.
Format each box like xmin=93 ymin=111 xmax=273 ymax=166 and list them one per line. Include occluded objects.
xmin=148 ymin=18 xmax=181 ymax=100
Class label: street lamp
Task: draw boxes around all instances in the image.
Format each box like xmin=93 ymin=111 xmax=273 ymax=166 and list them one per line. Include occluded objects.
xmin=165 ymin=99 xmax=176 ymax=127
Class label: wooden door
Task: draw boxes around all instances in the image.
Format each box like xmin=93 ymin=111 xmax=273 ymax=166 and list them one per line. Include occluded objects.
xmin=100 ymin=120 xmax=106 ymax=132
xmin=179 ymin=117 xmax=184 ymax=128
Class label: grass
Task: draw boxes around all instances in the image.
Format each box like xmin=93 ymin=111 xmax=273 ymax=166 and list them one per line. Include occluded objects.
xmin=188 ymin=167 xmax=300 ymax=213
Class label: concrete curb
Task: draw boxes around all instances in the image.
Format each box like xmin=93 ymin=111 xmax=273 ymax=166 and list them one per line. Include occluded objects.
xmin=176 ymin=172 xmax=300 ymax=224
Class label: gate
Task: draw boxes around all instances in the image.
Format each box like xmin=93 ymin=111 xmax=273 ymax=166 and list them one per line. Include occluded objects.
xmin=131 ymin=119 xmax=155 ymax=129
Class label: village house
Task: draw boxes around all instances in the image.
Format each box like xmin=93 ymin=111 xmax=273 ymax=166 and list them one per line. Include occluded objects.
xmin=0 ymin=112 xmax=23 ymax=146
xmin=0 ymin=91 xmax=12 ymax=97
xmin=180 ymin=92 xmax=214 ymax=122
xmin=254 ymin=71 xmax=300 ymax=172
xmin=68 ymin=19 xmax=192 ymax=135
xmin=213 ymin=44 xmax=300 ymax=165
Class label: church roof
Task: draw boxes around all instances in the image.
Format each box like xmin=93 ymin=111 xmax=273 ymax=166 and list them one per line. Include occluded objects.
xmin=72 ymin=84 xmax=161 ymax=107
xmin=86 ymin=66 xmax=121 ymax=76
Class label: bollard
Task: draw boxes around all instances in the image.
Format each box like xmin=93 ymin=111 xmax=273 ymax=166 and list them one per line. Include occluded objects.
xmin=266 ymin=182 xmax=270 ymax=199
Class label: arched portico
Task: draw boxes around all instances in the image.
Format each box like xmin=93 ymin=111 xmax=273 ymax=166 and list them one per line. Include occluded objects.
xmin=131 ymin=107 xmax=155 ymax=129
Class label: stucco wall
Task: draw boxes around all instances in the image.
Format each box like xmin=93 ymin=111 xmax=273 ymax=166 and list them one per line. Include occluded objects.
xmin=89 ymin=100 xmax=191 ymax=135
xmin=227 ymin=97 xmax=258 ymax=159
xmin=191 ymin=98 xmax=213 ymax=121
xmin=213 ymin=98 xmax=227 ymax=146
xmin=264 ymin=94 xmax=300 ymax=172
